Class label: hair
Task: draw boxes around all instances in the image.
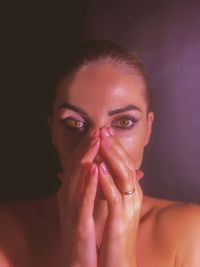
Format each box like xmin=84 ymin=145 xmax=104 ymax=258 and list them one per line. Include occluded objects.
xmin=47 ymin=40 xmax=152 ymax=115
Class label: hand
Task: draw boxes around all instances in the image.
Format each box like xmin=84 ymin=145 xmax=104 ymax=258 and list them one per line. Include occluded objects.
xmin=57 ymin=129 xmax=100 ymax=267
xmin=98 ymin=127 xmax=143 ymax=267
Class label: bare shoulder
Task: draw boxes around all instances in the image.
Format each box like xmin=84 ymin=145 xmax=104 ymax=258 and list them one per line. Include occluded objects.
xmin=146 ymin=195 xmax=200 ymax=223
xmin=0 ymin=195 xmax=59 ymax=266
xmin=143 ymin=195 xmax=200 ymax=266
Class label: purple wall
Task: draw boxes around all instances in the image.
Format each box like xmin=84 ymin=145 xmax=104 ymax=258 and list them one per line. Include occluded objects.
xmin=83 ymin=0 xmax=200 ymax=203
xmin=1 ymin=1 xmax=200 ymax=203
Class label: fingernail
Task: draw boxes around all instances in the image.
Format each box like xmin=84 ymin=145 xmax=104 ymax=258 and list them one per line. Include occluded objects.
xmin=100 ymin=162 xmax=108 ymax=174
xmin=91 ymin=164 xmax=97 ymax=175
xmin=102 ymin=127 xmax=111 ymax=137
xmin=101 ymin=137 xmax=111 ymax=149
xmin=108 ymin=127 xmax=115 ymax=136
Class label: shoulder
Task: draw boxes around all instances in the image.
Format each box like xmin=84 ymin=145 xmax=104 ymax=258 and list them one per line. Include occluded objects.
xmin=152 ymin=197 xmax=200 ymax=236
xmin=143 ymin=196 xmax=200 ymax=266
xmin=0 ymin=195 xmax=59 ymax=266
xmin=0 ymin=202 xmax=29 ymax=265
xmin=143 ymin=195 xmax=200 ymax=223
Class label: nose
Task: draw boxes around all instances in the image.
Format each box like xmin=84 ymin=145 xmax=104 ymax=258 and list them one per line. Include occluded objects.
xmin=89 ymin=126 xmax=113 ymax=140
xmin=89 ymin=127 xmax=105 ymax=164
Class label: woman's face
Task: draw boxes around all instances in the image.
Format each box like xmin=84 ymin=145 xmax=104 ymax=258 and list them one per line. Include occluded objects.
xmin=49 ymin=60 xmax=154 ymax=171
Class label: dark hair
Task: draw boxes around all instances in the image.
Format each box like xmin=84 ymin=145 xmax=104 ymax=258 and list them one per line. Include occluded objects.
xmin=48 ymin=40 xmax=152 ymax=114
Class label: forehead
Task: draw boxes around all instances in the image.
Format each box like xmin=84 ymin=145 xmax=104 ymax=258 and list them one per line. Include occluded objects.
xmin=55 ymin=61 xmax=147 ymax=112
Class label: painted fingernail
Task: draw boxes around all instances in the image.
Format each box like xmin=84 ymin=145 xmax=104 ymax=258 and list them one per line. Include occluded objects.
xmin=108 ymin=127 xmax=115 ymax=136
xmin=101 ymin=137 xmax=111 ymax=149
xmin=100 ymin=162 xmax=108 ymax=174
xmin=102 ymin=127 xmax=111 ymax=137
xmin=91 ymin=164 xmax=97 ymax=175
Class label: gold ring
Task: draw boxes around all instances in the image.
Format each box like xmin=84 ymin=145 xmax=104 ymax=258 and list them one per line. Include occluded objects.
xmin=123 ymin=188 xmax=135 ymax=195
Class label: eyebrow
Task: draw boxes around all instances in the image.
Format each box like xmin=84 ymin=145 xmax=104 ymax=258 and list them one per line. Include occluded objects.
xmin=108 ymin=104 xmax=142 ymax=115
xmin=58 ymin=103 xmax=88 ymax=116
xmin=58 ymin=103 xmax=142 ymax=116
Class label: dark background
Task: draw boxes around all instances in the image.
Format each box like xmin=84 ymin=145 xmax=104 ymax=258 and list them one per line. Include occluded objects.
xmin=1 ymin=0 xmax=200 ymax=203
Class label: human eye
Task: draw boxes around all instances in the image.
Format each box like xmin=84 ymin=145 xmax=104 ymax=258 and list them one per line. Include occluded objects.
xmin=61 ymin=117 xmax=86 ymax=131
xmin=112 ymin=115 xmax=138 ymax=130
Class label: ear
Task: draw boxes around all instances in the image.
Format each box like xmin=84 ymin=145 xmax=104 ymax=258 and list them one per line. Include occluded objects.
xmin=144 ymin=111 xmax=154 ymax=146
xmin=48 ymin=116 xmax=57 ymax=148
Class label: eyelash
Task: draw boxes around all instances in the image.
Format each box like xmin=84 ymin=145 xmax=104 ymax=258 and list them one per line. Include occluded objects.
xmin=61 ymin=115 xmax=138 ymax=132
xmin=61 ymin=117 xmax=87 ymax=132
xmin=112 ymin=115 xmax=138 ymax=129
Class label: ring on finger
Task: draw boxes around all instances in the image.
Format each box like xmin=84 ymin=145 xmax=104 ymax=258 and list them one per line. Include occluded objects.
xmin=123 ymin=187 xmax=135 ymax=195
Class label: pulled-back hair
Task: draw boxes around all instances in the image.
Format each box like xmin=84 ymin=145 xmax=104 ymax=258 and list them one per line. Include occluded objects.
xmin=48 ymin=40 xmax=152 ymax=114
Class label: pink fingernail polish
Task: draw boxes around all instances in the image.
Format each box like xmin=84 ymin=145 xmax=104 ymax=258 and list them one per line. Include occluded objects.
xmin=108 ymin=127 xmax=114 ymax=136
xmin=103 ymin=127 xmax=111 ymax=137
xmin=100 ymin=162 xmax=108 ymax=174
xmin=101 ymin=137 xmax=111 ymax=149
xmin=91 ymin=164 xmax=97 ymax=175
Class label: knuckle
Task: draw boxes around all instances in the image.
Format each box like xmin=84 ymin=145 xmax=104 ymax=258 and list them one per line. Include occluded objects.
xmin=110 ymin=191 xmax=122 ymax=205
xmin=125 ymin=168 xmax=134 ymax=185
xmin=82 ymin=194 xmax=92 ymax=209
xmin=127 ymin=174 xmax=134 ymax=185
xmin=76 ymin=209 xmax=93 ymax=233
xmin=76 ymin=219 xmax=92 ymax=240
xmin=77 ymin=225 xmax=87 ymax=240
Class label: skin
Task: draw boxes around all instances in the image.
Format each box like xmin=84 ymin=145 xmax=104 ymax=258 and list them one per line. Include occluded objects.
xmin=0 ymin=59 xmax=200 ymax=267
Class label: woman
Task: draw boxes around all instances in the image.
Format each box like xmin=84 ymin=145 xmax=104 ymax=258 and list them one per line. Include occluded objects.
xmin=0 ymin=40 xmax=200 ymax=267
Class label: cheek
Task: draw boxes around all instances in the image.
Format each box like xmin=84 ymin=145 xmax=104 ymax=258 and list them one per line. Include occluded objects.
xmin=118 ymin=132 xmax=146 ymax=168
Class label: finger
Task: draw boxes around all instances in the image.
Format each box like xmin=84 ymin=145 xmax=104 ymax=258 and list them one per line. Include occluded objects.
xmin=67 ymin=136 xmax=100 ymax=197
xmin=67 ymin=128 xmax=100 ymax=175
xmin=79 ymin=164 xmax=98 ymax=220
xmin=122 ymin=179 xmax=143 ymax=216
xmin=57 ymin=171 xmax=64 ymax=181
xmin=100 ymin=127 xmax=135 ymax=171
xmin=62 ymin=127 xmax=100 ymax=190
xmin=58 ymin=163 xmax=90 ymax=210
xmin=136 ymin=170 xmax=144 ymax=181
xmin=66 ymin=162 xmax=90 ymax=206
xmin=99 ymin=128 xmax=135 ymax=194
xmin=98 ymin=162 xmax=122 ymax=217
xmin=80 ymin=137 xmax=100 ymax=165
xmin=57 ymin=138 xmax=100 ymax=182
